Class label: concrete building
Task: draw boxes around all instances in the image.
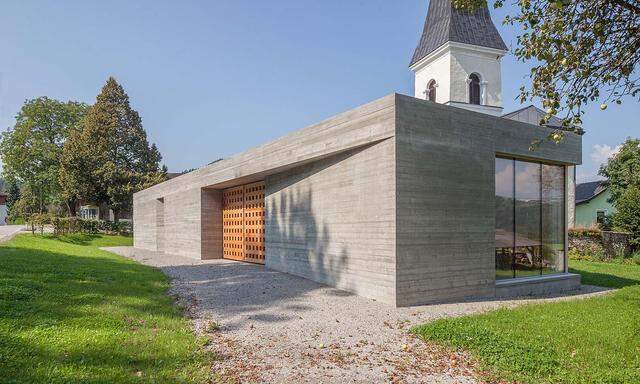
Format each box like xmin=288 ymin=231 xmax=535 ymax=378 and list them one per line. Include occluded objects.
xmin=133 ymin=1 xmax=582 ymax=306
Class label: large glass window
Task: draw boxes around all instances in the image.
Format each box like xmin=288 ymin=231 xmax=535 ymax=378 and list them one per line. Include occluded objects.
xmin=495 ymin=158 xmax=514 ymax=280
xmin=515 ymin=161 xmax=541 ymax=277
xmin=495 ymin=158 xmax=566 ymax=280
xmin=542 ymin=164 xmax=565 ymax=274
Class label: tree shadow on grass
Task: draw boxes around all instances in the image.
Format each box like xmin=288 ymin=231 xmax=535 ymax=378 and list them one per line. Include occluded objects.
xmin=0 ymin=332 xmax=206 ymax=384
xmin=569 ymin=267 xmax=640 ymax=289
xmin=41 ymin=233 xmax=103 ymax=246
xmin=0 ymin=243 xmax=207 ymax=383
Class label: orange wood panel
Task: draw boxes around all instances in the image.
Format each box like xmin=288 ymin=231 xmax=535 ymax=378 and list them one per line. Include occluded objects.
xmin=243 ymin=181 xmax=265 ymax=264
xmin=221 ymin=181 xmax=265 ymax=265
xmin=222 ymin=186 xmax=244 ymax=261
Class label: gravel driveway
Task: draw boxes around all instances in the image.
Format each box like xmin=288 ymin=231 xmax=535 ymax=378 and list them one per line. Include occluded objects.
xmin=0 ymin=225 xmax=26 ymax=242
xmin=105 ymin=247 xmax=608 ymax=384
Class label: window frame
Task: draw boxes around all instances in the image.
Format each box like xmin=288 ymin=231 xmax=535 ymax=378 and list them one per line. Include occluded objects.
xmin=427 ymin=79 xmax=437 ymax=102
xmin=468 ymin=73 xmax=481 ymax=105
xmin=495 ymin=155 xmax=568 ymax=280
xmin=596 ymin=209 xmax=607 ymax=224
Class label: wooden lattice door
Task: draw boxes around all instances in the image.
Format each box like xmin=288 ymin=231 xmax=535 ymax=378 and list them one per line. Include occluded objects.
xmin=222 ymin=181 xmax=265 ymax=264
xmin=222 ymin=186 xmax=244 ymax=261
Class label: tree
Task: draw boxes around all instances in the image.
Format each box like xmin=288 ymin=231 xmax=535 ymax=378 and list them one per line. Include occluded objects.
xmin=600 ymin=138 xmax=640 ymax=245
xmin=61 ymin=77 xmax=165 ymax=221
xmin=0 ymin=97 xmax=88 ymax=215
xmin=5 ymin=181 xmax=21 ymax=217
xmin=599 ymin=138 xmax=640 ymax=202
xmin=612 ymin=187 xmax=640 ymax=246
xmin=454 ymin=0 xmax=640 ymax=139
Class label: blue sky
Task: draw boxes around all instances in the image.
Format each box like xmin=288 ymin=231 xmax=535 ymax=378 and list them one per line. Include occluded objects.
xmin=0 ymin=0 xmax=637 ymax=182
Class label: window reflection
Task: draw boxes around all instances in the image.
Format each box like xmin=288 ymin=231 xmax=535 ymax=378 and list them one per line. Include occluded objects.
xmin=495 ymin=158 xmax=514 ymax=279
xmin=495 ymin=158 xmax=566 ymax=280
xmin=515 ymin=161 xmax=541 ymax=277
xmin=542 ymin=165 xmax=565 ymax=274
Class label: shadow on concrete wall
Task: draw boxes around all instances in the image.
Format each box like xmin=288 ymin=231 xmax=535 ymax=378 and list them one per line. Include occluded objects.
xmin=268 ymin=188 xmax=349 ymax=291
xmin=264 ymin=145 xmax=374 ymax=294
xmin=152 ymin=149 xmax=369 ymax=329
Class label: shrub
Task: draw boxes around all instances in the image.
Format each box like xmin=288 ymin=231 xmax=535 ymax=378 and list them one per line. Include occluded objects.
xmin=78 ymin=219 xmax=100 ymax=234
xmin=51 ymin=216 xmax=80 ymax=235
xmin=95 ymin=220 xmax=132 ymax=235
xmin=633 ymin=252 xmax=640 ymax=266
xmin=612 ymin=187 xmax=640 ymax=247
xmin=569 ymin=226 xmax=602 ymax=238
xmin=7 ymin=217 xmax=25 ymax=225
xmin=48 ymin=216 xmax=132 ymax=236
xmin=27 ymin=213 xmax=49 ymax=235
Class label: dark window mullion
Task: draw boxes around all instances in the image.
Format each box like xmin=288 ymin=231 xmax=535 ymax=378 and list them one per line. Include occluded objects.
xmin=512 ymin=158 xmax=516 ymax=279
xmin=540 ymin=163 xmax=543 ymax=275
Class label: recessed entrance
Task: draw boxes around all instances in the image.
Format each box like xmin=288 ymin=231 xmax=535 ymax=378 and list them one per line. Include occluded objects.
xmin=222 ymin=181 xmax=265 ymax=264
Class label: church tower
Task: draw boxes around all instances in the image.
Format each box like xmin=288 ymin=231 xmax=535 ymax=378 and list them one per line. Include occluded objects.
xmin=410 ymin=0 xmax=508 ymax=116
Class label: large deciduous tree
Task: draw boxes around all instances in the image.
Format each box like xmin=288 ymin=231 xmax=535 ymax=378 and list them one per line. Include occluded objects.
xmin=0 ymin=97 xmax=88 ymax=216
xmin=599 ymin=138 xmax=640 ymax=201
xmin=600 ymin=138 xmax=640 ymax=245
xmin=454 ymin=0 xmax=640 ymax=138
xmin=61 ymin=77 xmax=165 ymax=221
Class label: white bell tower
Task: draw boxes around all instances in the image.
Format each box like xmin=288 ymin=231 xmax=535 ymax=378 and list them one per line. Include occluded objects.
xmin=410 ymin=0 xmax=508 ymax=116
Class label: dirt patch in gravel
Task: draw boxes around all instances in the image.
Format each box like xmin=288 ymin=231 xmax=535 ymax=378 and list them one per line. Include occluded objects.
xmin=105 ymin=247 xmax=609 ymax=384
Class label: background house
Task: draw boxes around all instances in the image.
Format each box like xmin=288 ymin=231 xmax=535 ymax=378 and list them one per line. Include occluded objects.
xmin=76 ymin=201 xmax=132 ymax=222
xmin=575 ymin=181 xmax=615 ymax=228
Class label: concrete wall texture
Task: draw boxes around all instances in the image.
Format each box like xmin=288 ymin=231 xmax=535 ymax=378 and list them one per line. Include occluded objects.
xmin=133 ymin=93 xmax=582 ymax=306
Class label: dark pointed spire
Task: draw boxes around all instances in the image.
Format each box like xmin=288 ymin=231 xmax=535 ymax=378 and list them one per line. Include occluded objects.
xmin=410 ymin=0 xmax=507 ymax=67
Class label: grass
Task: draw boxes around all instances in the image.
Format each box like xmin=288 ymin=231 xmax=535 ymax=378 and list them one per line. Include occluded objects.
xmin=412 ymin=261 xmax=640 ymax=384
xmin=0 ymin=233 xmax=213 ymax=384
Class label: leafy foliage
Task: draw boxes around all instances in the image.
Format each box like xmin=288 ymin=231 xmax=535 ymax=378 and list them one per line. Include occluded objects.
xmin=599 ymin=138 xmax=640 ymax=201
xmin=600 ymin=138 xmax=640 ymax=245
xmin=1 ymin=78 xmax=166 ymax=221
xmin=50 ymin=215 xmax=133 ymax=236
xmin=0 ymin=97 xmax=88 ymax=215
xmin=5 ymin=180 xmax=20 ymax=216
xmin=454 ymin=0 xmax=640 ymax=140
xmin=60 ymin=77 xmax=165 ymax=220
xmin=60 ymin=77 xmax=165 ymax=219
xmin=612 ymin=187 xmax=640 ymax=246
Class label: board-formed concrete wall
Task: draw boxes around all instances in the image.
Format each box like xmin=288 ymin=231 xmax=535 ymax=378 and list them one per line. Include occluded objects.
xmin=133 ymin=94 xmax=396 ymax=264
xmin=394 ymin=94 xmax=581 ymax=306
xmin=133 ymin=93 xmax=582 ymax=306
xmin=265 ymin=140 xmax=396 ymax=304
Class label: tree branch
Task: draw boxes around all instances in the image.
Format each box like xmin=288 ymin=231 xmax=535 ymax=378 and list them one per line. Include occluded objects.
xmin=608 ymin=0 xmax=640 ymax=15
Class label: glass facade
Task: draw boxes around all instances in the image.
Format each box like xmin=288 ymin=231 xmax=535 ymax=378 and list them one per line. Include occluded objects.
xmin=495 ymin=157 xmax=566 ymax=280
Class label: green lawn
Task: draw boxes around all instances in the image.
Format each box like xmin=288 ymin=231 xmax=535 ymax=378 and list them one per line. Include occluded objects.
xmin=412 ymin=261 xmax=640 ymax=384
xmin=0 ymin=234 xmax=213 ymax=384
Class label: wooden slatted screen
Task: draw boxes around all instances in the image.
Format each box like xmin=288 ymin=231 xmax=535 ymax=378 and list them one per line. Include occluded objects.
xmin=222 ymin=181 xmax=265 ymax=264
xmin=243 ymin=182 xmax=266 ymax=263
xmin=222 ymin=186 xmax=245 ymax=261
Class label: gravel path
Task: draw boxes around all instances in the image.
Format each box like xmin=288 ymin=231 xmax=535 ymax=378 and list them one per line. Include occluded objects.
xmin=0 ymin=225 xmax=26 ymax=242
xmin=105 ymin=247 xmax=610 ymax=384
